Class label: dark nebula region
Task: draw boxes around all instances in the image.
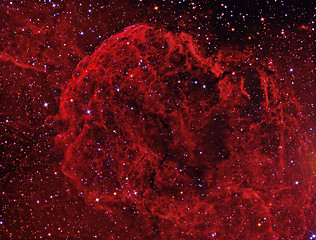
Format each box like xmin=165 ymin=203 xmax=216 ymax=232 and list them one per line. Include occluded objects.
xmin=1 ymin=1 xmax=315 ymax=240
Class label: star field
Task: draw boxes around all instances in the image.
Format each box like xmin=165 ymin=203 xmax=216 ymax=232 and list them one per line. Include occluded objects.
xmin=1 ymin=0 xmax=315 ymax=239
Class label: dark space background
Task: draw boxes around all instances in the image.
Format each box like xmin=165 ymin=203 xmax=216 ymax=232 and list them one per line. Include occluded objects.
xmin=1 ymin=0 xmax=315 ymax=239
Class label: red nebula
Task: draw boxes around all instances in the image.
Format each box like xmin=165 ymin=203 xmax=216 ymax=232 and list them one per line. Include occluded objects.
xmin=54 ymin=24 xmax=314 ymax=239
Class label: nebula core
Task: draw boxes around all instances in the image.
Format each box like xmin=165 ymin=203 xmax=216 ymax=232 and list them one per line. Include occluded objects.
xmin=52 ymin=25 xmax=313 ymax=239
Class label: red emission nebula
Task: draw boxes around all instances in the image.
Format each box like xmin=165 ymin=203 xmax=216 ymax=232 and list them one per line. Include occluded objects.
xmin=51 ymin=25 xmax=314 ymax=239
xmin=1 ymin=1 xmax=316 ymax=240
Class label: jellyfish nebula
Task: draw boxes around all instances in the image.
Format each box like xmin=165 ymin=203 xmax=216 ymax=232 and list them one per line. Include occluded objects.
xmin=54 ymin=25 xmax=314 ymax=239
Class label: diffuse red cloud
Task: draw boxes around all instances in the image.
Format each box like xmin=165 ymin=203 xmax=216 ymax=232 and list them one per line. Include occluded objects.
xmin=53 ymin=24 xmax=314 ymax=239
